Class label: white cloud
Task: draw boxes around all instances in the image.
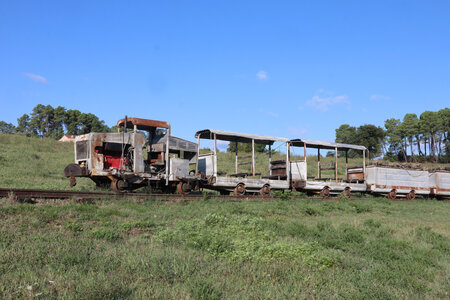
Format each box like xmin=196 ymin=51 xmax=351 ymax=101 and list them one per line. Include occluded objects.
xmin=306 ymin=92 xmax=349 ymax=112
xmin=256 ymin=70 xmax=268 ymax=80
xmin=24 ymin=73 xmax=48 ymax=84
xmin=370 ymin=94 xmax=390 ymax=101
xmin=288 ymin=126 xmax=307 ymax=136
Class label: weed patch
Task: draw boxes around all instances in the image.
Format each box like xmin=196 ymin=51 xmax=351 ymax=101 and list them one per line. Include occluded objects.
xmin=90 ymin=228 xmax=120 ymax=241
xmin=156 ymin=213 xmax=334 ymax=268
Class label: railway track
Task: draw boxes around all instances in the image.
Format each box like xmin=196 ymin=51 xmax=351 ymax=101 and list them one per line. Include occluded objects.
xmin=0 ymin=188 xmax=283 ymax=202
xmin=1 ymin=188 xmax=428 ymax=203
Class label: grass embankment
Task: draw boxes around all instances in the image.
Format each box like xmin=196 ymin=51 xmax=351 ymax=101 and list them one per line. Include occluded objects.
xmin=0 ymin=134 xmax=93 ymax=190
xmin=0 ymin=134 xmax=449 ymax=298
xmin=0 ymin=196 xmax=449 ymax=299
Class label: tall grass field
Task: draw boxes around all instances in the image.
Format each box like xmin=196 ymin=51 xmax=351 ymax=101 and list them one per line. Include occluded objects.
xmin=0 ymin=134 xmax=449 ymax=299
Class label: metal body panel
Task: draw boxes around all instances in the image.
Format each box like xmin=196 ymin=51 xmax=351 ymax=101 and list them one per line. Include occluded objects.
xmin=150 ymin=135 xmax=198 ymax=155
xmin=429 ymin=172 xmax=450 ymax=196
xmin=303 ymin=181 xmax=367 ymax=193
xmin=290 ymin=161 xmax=306 ymax=180
xmin=74 ymin=132 xmax=145 ymax=173
xmin=197 ymin=154 xmax=216 ymax=176
xmin=211 ymin=176 xmax=290 ymax=191
xmin=169 ymin=158 xmax=190 ymax=181
xmin=366 ymin=166 xmax=430 ymax=195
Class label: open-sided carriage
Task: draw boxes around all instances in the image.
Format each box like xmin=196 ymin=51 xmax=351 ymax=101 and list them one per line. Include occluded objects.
xmin=194 ymin=129 xmax=290 ymax=195
xmin=287 ymin=139 xmax=368 ymax=197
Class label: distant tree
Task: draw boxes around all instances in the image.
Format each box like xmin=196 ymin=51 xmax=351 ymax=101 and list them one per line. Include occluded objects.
xmin=355 ymin=124 xmax=385 ymax=159
xmin=0 ymin=121 xmax=16 ymax=134
xmin=335 ymin=124 xmax=384 ymax=158
xmin=384 ymin=118 xmax=405 ymax=160
xmin=64 ymin=109 xmax=82 ymax=135
xmin=29 ymin=104 xmax=46 ymax=136
xmin=79 ymin=113 xmax=110 ymax=134
xmin=401 ymin=114 xmax=419 ymax=159
xmin=420 ymin=111 xmax=440 ymax=162
xmin=52 ymin=106 xmax=66 ymax=139
xmin=335 ymin=124 xmax=357 ymax=144
xmin=16 ymin=114 xmax=31 ymax=134
xmin=437 ymin=108 xmax=450 ymax=158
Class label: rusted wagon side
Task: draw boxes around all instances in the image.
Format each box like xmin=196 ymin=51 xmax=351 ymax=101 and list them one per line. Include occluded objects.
xmin=429 ymin=171 xmax=450 ymax=199
xmin=365 ymin=166 xmax=430 ymax=199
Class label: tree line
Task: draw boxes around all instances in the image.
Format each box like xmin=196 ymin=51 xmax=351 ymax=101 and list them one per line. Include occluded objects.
xmin=0 ymin=104 xmax=110 ymax=139
xmin=335 ymin=108 xmax=450 ymax=162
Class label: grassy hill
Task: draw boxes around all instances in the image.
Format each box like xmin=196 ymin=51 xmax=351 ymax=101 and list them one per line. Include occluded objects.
xmin=0 ymin=134 xmax=94 ymax=190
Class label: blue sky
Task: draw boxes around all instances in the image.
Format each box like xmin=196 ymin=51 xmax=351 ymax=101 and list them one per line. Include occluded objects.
xmin=1 ymin=1 xmax=449 ymax=149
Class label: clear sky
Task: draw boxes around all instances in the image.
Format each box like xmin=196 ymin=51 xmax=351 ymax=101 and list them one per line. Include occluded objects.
xmin=1 ymin=1 xmax=449 ymax=149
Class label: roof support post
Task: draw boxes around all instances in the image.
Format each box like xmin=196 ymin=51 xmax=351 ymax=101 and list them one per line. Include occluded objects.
xmin=304 ymin=143 xmax=307 ymax=177
xmin=195 ymin=135 xmax=200 ymax=175
xmin=345 ymin=150 xmax=348 ymax=181
xmin=214 ymin=133 xmax=217 ymax=177
xmin=335 ymin=147 xmax=338 ymax=182
xmin=235 ymin=141 xmax=238 ymax=174
xmin=317 ymin=148 xmax=320 ymax=179
xmin=165 ymin=127 xmax=171 ymax=185
xmin=286 ymin=142 xmax=290 ymax=184
xmin=268 ymin=144 xmax=272 ymax=176
xmin=252 ymin=139 xmax=255 ymax=178
xmin=363 ymin=149 xmax=366 ymax=178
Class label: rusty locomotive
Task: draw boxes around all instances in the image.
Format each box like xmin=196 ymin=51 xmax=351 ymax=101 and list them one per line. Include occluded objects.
xmin=64 ymin=117 xmax=198 ymax=193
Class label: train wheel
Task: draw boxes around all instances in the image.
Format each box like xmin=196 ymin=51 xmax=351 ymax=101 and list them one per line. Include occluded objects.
xmin=234 ymin=183 xmax=246 ymax=196
xmin=342 ymin=187 xmax=351 ymax=198
xmin=406 ymin=190 xmax=416 ymax=200
xmin=387 ymin=189 xmax=397 ymax=200
xmin=176 ymin=182 xmax=191 ymax=194
xmin=111 ymin=179 xmax=126 ymax=192
xmin=259 ymin=185 xmax=271 ymax=196
xmin=320 ymin=187 xmax=330 ymax=199
xmin=69 ymin=176 xmax=77 ymax=188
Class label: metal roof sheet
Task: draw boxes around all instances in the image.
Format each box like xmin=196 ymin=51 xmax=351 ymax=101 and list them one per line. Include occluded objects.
xmin=195 ymin=129 xmax=288 ymax=145
xmin=289 ymin=138 xmax=367 ymax=151
xmin=116 ymin=117 xmax=170 ymax=130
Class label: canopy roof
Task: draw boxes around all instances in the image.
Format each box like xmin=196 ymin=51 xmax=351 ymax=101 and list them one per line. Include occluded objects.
xmin=116 ymin=117 xmax=170 ymax=131
xmin=289 ymin=138 xmax=367 ymax=151
xmin=195 ymin=129 xmax=288 ymax=145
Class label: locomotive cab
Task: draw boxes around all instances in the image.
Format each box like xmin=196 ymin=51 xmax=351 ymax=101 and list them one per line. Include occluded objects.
xmin=64 ymin=117 xmax=198 ymax=193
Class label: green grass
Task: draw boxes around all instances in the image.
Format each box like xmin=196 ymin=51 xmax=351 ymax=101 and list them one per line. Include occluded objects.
xmin=0 ymin=134 xmax=94 ymax=190
xmin=1 ymin=134 xmax=449 ymax=298
xmin=0 ymin=196 xmax=448 ymax=299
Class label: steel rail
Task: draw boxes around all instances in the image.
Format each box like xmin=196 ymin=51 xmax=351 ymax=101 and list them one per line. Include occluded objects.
xmin=0 ymin=188 xmax=421 ymax=202
xmin=0 ymin=188 xmax=282 ymax=202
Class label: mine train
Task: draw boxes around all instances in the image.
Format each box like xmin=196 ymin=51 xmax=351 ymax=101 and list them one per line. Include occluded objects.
xmin=64 ymin=117 xmax=450 ymax=199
